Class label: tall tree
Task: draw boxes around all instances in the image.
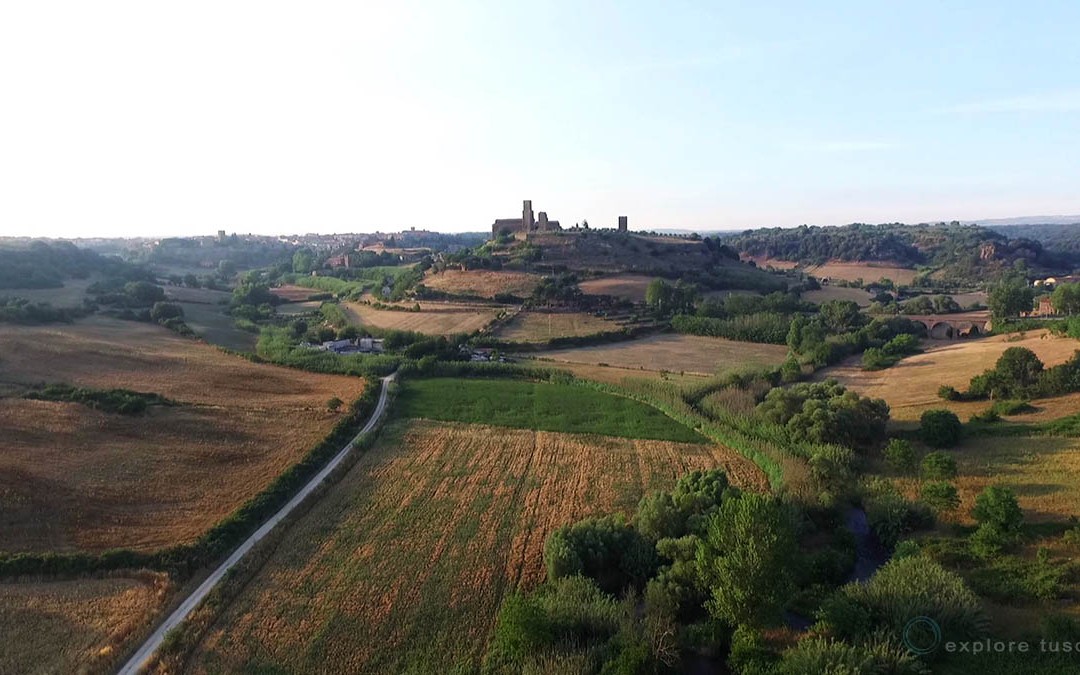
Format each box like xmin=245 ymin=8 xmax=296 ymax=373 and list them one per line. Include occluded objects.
xmin=987 ymin=276 xmax=1034 ymax=320
xmin=696 ymin=493 xmax=795 ymax=627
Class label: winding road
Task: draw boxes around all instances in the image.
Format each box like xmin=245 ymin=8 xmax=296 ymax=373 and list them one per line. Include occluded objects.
xmin=117 ymin=373 xmax=396 ymax=675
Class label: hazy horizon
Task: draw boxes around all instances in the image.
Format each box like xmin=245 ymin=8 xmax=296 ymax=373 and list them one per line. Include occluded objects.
xmin=3 ymin=1 xmax=1080 ymax=238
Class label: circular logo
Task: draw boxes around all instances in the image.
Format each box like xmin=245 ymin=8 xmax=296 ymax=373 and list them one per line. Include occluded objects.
xmin=902 ymin=616 xmax=942 ymax=655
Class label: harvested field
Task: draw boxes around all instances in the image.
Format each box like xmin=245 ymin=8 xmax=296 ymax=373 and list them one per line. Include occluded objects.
xmin=537 ymin=333 xmax=790 ymax=376
xmin=494 ymin=310 xmax=618 ymax=342
xmin=421 ymin=269 xmax=540 ymax=298
xmin=803 ymin=261 xmax=919 ymax=285
xmin=803 ymin=286 xmax=873 ymax=307
xmin=342 ymin=301 xmax=501 ymax=336
xmin=276 ymin=300 xmax=321 ymax=316
xmin=822 ymin=330 xmax=1080 ymax=422
xmin=185 ymin=419 xmax=767 ymax=674
xmin=270 ymin=284 xmax=321 ymax=302
xmin=578 ymin=274 xmax=656 ymax=302
xmin=0 ymin=318 xmax=365 ymax=553
xmin=0 ymin=572 xmax=170 ymax=675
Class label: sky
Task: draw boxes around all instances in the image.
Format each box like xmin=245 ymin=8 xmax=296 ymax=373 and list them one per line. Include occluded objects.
xmin=2 ymin=1 xmax=1080 ymax=238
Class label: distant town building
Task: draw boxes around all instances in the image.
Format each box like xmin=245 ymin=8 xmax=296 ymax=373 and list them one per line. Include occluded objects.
xmin=618 ymin=216 xmax=628 ymax=232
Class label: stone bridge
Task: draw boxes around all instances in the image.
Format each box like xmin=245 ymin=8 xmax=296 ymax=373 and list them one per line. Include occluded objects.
xmin=904 ymin=312 xmax=992 ymax=339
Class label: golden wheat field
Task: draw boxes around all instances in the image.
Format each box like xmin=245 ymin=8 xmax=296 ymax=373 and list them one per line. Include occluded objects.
xmin=495 ymin=310 xmax=619 ymax=342
xmin=421 ymin=269 xmax=541 ymax=298
xmin=343 ymin=301 xmax=501 ymax=335
xmin=578 ymin=274 xmax=657 ymax=301
xmin=183 ymin=419 xmax=766 ymax=674
xmin=822 ymin=330 xmax=1080 ymax=422
xmin=0 ymin=572 xmax=170 ymax=675
xmin=0 ymin=318 xmax=365 ymax=553
xmin=538 ymin=333 xmax=790 ymax=376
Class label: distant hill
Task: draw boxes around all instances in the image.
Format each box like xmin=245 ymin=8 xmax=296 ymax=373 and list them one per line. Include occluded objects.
xmin=720 ymin=222 xmax=1076 ymax=283
xmin=966 ymin=215 xmax=1080 ymax=226
xmin=987 ymin=222 xmax=1080 ymax=258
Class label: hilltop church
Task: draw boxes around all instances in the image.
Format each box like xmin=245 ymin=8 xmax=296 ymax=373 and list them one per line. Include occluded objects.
xmin=491 ymin=200 xmax=562 ymax=239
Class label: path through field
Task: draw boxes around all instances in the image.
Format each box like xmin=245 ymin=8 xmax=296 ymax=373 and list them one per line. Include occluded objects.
xmin=116 ymin=373 xmax=396 ymax=675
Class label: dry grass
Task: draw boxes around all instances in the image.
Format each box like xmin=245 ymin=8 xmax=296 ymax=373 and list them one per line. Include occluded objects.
xmin=891 ymin=435 xmax=1080 ymax=527
xmin=422 ymin=269 xmax=541 ymax=298
xmin=0 ymin=572 xmax=170 ymax=675
xmin=0 ymin=318 xmax=365 ymax=553
xmin=578 ymin=274 xmax=657 ymax=302
xmin=803 ymin=286 xmax=874 ymax=307
xmin=495 ymin=311 xmax=618 ymax=342
xmin=184 ymin=419 xmax=766 ymax=673
xmin=537 ymin=334 xmax=790 ymax=376
xmin=821 ymin=330 xmax=1080 ymax=422
xmin=343 ymin=301 xmax=501 ymax=336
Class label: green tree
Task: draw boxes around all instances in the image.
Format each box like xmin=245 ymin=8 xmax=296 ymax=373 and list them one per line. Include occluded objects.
xmin=819 ymin=300 xmax=864 ymax=333
xmin=645 ymin=279 xmax=674 ymax=316
xmin=326 ymin=396 xmax=343 ymax=412
xmin=292 ymin=248 xmax=315 ymax=274
xmin=973 ymin=485 xmax=1023 ymax=534
xmin=150 ymin=301 xmax=184 ymax=322
xmin=696 ymin=493 xmax=796 ymax=627
xmin=988 ymin=276 xmax=1034 ymax=320
xmin=1052 ymin=283 xmax=1080 ymax=315
xmin=994 ymin=347 xmax=1044 ymax=393
xmin=920 ymin=409 xmax=962 ymax=448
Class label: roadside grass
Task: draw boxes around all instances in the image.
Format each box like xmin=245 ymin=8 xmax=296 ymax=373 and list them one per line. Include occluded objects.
xmin=396 ymin=377 xmax=708 ymax=443
xmin=0 ymin=572 xmax=170 ymax=675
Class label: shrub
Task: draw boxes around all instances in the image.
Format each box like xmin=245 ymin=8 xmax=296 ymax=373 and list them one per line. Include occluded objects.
xmin=920 ymin=481 xmax=960 ymax=514
xmin=816 ymin=556 xmax=987 ymax=644
xmin=864 ymin=481 xmax=935 ymax=550
xmin=635 ymin=469 xmax=732 ymax=541
xmin=920 ymin=409 xmax=962 ymax=448
xmin=883 ymin=439 xmax=917 ymax=473
xmin=920 ymin=452 xmax=957 ymax=480
xmin=544 ymin=516 xmax=657 ymax=594
xmin=990 ymin=399 xmax=1035 ymax=416
xmin=776 ymin=636 xmax=926 ymax=675
xmin=972 ymin=486 xmax=1023 ymax=534
xmin=937 ymin=385 xmax=960 ymax=401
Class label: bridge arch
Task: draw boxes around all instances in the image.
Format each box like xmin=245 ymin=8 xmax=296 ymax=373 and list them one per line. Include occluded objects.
xmin=929 ymin=322 xmax=953 ymax=339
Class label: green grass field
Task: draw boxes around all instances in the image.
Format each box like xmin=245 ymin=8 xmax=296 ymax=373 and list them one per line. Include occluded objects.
xmin=397 ymin=378 xmax=707 ymax=443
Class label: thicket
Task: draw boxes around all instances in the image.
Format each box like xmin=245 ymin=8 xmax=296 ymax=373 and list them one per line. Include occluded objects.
xmin=0 ymin=297 xmax=90 ymax=324
xmin=22 ymin=384 xmax=173 ymax=415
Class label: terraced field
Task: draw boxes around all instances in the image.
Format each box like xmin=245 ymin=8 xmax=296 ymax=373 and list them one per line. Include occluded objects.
xmin=342 ymin=301 xmax=502 ymax=336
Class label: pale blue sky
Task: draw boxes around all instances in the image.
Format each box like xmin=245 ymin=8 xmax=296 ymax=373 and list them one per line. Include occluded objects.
xmin=2 ymin=1 xmax=1080 ymax=237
